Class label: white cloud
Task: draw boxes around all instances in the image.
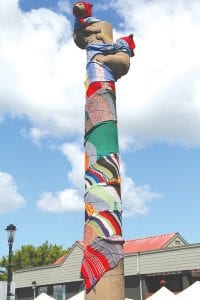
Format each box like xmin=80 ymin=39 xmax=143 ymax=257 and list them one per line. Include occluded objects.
xmin=0 ymin=0 xmax=85 ymax=139
xmin=3 ymin=0 xmax=198 ymax=216
xmin=37 ymin=189 xmax=83 ymax=213
xmin=1 ymin=0 xmax=200 ymax=148
xmin=60 ymin=142 xmax=84 ymax=190
xmin=36 ymin=143 xmax=158 ymax=215
xmin=37 ymin=142 xmax=84 ymax=213
xmin=113 ymin=0 xmax=200 ymax=148
xmin=120 ymin=162 xmax=160 ymax=216
xmin=0 ymin=172 xmax=25 ymax=213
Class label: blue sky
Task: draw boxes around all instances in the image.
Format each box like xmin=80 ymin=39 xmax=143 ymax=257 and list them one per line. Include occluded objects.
xmin=0 ymin=0 xmax=200 ymax=258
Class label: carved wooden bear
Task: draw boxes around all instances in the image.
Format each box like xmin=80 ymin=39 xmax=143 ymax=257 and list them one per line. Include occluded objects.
xmin=73 ymin=1 xmax=135 ymax=79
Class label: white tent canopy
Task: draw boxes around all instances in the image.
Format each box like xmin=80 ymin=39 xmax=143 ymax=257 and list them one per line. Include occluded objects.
xmin=35 ymin=293 xmax=55 ymax=300
xmin=68 ymin=291 xmax=84 ymax=300
xmin=147 ymin=286 xmax=176 ymax=300
xmin=35 ymin=282 xmax=200 ymax=300
xmin=68 ymin=291 xmax=134 ymax=300
xmin=176 ymin=281 xmax=200 ymax=300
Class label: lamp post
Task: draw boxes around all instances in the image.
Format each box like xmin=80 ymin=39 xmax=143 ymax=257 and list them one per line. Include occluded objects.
xmin=5 ymin=224 xmax=17 ymax=300
xmin=32 ymin=281 xmax=37 ymax=299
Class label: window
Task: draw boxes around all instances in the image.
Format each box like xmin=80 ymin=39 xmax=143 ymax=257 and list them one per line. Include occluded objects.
xmin=175 ymin=240 xmax=181 ymax=246
xmin=53 ymin=285 xmax=66 ymax=300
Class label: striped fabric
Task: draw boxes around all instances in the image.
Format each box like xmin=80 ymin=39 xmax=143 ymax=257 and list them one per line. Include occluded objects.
xmin=83 ymin=78 xmax=124 ymax=290
xmin=85 ymin=210 xmax=122 ymax=237
xmin=85 ymin=154 xmax=121 ymax=188
xmin=91 ymin=236 xmax=124 ymax=268
xmin=86 ymin=61 xmax=116 ymax=85
xmin=82 ymin=34 xmax=124 ymax=290
xmin=74 ymin=3 xmax=135 ymax=291
xmin=81 ymin=245 xmax=110 ymax=290
xmin=81 ymin=235 xmax=124 ymax=290
xmin=85 ymin=185 xmax=122 ymax=212
xmin=86 ymin=40 xmax=133 ymax=62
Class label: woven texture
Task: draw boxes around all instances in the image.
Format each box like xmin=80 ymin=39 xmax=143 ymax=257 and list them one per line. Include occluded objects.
xmin=86 ymin=40 xmax=133 ymax=62
xmin=73 ymin=3 xmax=135 ymax=292
xmin=81 ymin=236 xmax=124 ymax=290
xmin=86 ymin=61 xmax=116 ymax=85
xmin=81 ymin=244 xmax=110 ymax=290
xmin=83 ymin=57 xmax=123 ymax=291
xmin=85 ymin=185 xmax=122 ymax=212
xmin=85 ymin=154 xmax=121 ymax=188
xmin=86 ymin=81 xmax=115 ymax=98
xmin=85 ymin=88 xmax=117 ymax=133
xmin=91 ymin=236 xmax=124 ymax=268
xmin=85 ymin=121 xmax=119 ymax=164
xmin=85 ymin=210 xmax=122 ymax=237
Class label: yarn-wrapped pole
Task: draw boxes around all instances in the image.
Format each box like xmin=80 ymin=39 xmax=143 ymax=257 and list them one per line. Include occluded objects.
xmin=72 ymin=2 xmax=135 ymax=299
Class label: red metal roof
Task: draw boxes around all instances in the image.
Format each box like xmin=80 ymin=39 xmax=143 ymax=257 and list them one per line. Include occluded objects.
xmin=124 ymin=233 xmax=177 ymax=254
xmin=53 ymin=254 xmax=67 ymax=265
xmin=53 ymin=233 xmax=178 ymax=264
xmin=76 ymin=233 xmax=178 ymax=254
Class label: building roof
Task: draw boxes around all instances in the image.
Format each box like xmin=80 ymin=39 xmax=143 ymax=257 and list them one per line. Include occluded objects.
xmin=14 ymin=242 xmax=200 ymax=288
xmin=53 ymin=254 xmax=66 ymax=265
xmin=123 ymin=233 xmax=178 ymax=254
xmin=53 ymin=233 xmax=184 ymax=265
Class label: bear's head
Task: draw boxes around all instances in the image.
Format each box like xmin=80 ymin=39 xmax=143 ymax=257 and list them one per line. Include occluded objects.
xmin=73 ymin=2 xmax=93 ymax=19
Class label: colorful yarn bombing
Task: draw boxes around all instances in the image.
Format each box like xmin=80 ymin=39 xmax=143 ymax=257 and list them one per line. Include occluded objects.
xmin=81 ymin=245 xmax=110 ymax=290
xmin=72 ymin=1 xmax=135 ymax=292
xmin=82 ymin=74 xmax=124 ymax=290
xmin=86 ymin=81 xmax=115 ymax=98
xmin=85 ymin=121 xmax=119 ymax=167
xmin=81 ymin=37 xmax=127 ymax=289
xmin=85 ymin=88 xmax=117 ymax=133
xmin=85 ymin=153 xmax=121 ymax=187
xmin=85 ymin=210 xmax=122 ymax=236
xmin=81 ymin=236 xmax=124 ymax=290
xmin=86 ymin=61 xmax=116 ymax=85
xmin=85 ymin=185 xmax=121 ymax=212
xmin=91 ymin=236 xmax=124 ymax=268
xmin=83 ymin=82 xmax=124 ymax=290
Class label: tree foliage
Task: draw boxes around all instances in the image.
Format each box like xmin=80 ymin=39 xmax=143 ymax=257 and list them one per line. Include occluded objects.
xmin=0 ymin=241 xmax=69 ymax=281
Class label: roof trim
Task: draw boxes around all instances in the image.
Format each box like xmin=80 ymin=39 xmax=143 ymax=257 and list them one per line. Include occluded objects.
xmin=124 ymin=243 xmax=200 ymax=257
xmin=164 ymin=232 xmax=188 ymax=247
xmin=15 ymin=242 xmax=79 ymax=273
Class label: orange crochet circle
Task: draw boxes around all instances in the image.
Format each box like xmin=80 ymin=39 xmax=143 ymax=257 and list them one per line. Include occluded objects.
xmin=85 ymin=203 xmax=95 ymax=216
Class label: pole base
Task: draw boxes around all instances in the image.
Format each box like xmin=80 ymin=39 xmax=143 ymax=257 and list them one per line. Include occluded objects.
xmin=85 ymin=260 xmax=125 ymax=300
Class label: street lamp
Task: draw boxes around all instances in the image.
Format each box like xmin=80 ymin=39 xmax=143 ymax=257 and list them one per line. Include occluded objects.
xmin=32 ymin=281 xmax=37 ymax=299
xmin=5 ymin=224 xmax=17 ymax=300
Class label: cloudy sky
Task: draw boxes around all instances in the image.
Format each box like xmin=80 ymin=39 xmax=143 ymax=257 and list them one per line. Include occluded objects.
xmin=0 ymin=0 xmax=200 ymax=257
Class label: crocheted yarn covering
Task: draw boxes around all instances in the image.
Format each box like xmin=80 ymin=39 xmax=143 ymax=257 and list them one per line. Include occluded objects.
xmin=85 ymin=185 xmax=122 ymax=212
xmin=82 ymin=61 xmax=124 ymax=291
xmin=81 ymin=236 xmax=124 ymax=290
xmin=73 ymin=2 xmax=135 ymax=292
xmin=85 ymin=88 xmax=117 ymax=133
xmin=81 ymin=245 xmax=110 ymax=290
xmin=85 ymin=154 xmax=121 ymax=187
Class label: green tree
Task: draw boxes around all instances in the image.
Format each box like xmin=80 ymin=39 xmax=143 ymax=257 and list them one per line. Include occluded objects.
xmin=0 ymin=241 xmax=69 ymax=281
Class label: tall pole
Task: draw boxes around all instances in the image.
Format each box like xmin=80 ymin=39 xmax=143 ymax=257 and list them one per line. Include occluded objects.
xmin=5 ymin=224 xmax=17 ymax=300
xmin=7 ymin=243 xmax=13 ymax=300
xmin=73 ymin=2 xmax=135 ymax=299
xmin=32 ymin=281 xmax=37 ymax=299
